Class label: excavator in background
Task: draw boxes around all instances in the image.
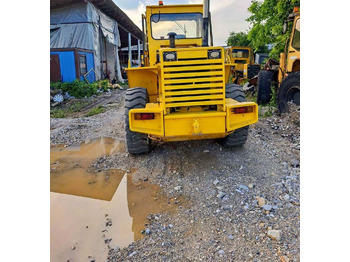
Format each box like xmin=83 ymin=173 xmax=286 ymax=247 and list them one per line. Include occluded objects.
xmin=256 ymin=7 xmax=300 ymax=113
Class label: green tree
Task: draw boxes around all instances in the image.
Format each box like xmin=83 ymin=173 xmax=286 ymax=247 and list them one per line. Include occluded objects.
xmin=246 ymin=0 xmax=300 ymax=59
xmin=226 ymin=31 xmax=269 ymax=53
xmin=226 ymin=32 xmax=250 ymax=47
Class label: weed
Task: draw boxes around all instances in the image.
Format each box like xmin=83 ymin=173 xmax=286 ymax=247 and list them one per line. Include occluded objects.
xmin=50 ymin=109 xmax=67 ymax=118
xmin=50 ymin=80 xmax=112 ymax=98
xmin=99 ymin=80 xmax=110 ymax=91
xmin=85 ymin=105 xmax=105 ymax=117
xmin=68 ymin=101 xmax=89 ymax=113
xmin=258 ymin=84 xmax=277 ymax=118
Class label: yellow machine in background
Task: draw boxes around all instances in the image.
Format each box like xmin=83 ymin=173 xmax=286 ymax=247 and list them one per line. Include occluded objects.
xmin=124 ymin=0 xmax=258 ymax=154
xmin=225 ymin=46 xmax=260 ymax=84
xmin=256 ymin=7 xmax=300 ymax=113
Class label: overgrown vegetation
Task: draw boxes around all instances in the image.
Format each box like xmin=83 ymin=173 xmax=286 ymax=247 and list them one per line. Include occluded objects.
xmin=50 ymin=109 xmax=68 ymax=118
xmin=50 ymin=100 xmax=89 ymax=118
xmin=50 ymin=80 xmax=112 ymax=98
xmin=226 ymin=0 xmax=300 ymax=59
xmin=85 ymin=105 xmax=105 ymax=117
xmin=259 ymin=85 xmax=278 ymax=118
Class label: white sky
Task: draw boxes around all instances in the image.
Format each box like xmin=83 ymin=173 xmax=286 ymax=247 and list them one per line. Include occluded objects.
xmin=113 ymin=0 xmax=252 ymax=46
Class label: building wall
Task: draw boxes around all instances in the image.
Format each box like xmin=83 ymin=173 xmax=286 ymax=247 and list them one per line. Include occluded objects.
xmin=50 ymin=49 xmax=95 ymax=83
xmin=78 ymin=51 xmax=95 ymax=82
xmin=50 ymin=51 xmax=76 ymax=82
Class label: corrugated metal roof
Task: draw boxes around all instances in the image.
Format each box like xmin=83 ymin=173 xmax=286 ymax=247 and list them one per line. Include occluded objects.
xmin=50 ymin=0 xmax=142 ymax=47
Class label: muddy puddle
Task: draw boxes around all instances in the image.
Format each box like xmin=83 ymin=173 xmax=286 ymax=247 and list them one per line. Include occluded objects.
xmin=50 ymin=137 xmax=176 ymax=262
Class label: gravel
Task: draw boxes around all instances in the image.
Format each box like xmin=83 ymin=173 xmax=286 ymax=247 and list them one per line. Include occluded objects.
xmin=51 ymin=92 xmax=300 ymax=262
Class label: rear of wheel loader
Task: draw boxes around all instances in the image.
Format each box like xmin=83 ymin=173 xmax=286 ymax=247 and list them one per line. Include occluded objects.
xmin=124 ymin=1 xmax=258 ymax=154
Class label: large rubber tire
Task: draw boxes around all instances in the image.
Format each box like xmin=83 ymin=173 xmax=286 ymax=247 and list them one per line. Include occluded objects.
xmin=124 ymin=87 xmax=151 ymax=154
xmin=248 ymin=64 xmax=261 ymax=79
xmin=277 ymin=71 xmax=300 ymax=114
xmin=219 ymin=84 xmax=249 ymax=147
xmin=257 ymin=70 xmax=274 ymax=104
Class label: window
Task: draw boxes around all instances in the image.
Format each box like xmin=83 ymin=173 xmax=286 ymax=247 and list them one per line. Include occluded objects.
xmin=151 ymin=13 xmax=203 ymax=39
xmin=291 ymin=19 xmax=300 ymax=50
xmin=79 ymin=55 xmax=87 ymax=75
xmin=232 ymin=50 xmax=249 ymax=58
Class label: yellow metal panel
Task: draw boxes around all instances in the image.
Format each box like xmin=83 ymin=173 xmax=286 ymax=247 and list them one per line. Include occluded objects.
xmin=164 ymin=112 xmax=226 ymax=137
xmin=165 ymin=94 xmax=224 ymax=102
xmin=163 ymin=65 xmax=222 ymax=72
xmin=164 ymin=111 xmax=226 ymax=119
xmin=176 ymin=49 xmax=208 ymax=59
xmin=163 ymin=59 xmax=222 ymax=66
xmin=129 ymin=105 xmax=164 ymax=136
xmin=164 ymin=77 xmax=223 ymax=84
xmin=225 ymin=99 xmax=258 ymax=131
xmin=164 ymin=83 xmax=222 ymax=90
xmin=165 ymin=100 xmax=224 ymax=108
xmin=126 ymin=67 xmax=159 ymax=102
xmin=165 ymin=89 xmax=224 ymax=96
xmin=163 ymin=71 xmax=223 ymax=78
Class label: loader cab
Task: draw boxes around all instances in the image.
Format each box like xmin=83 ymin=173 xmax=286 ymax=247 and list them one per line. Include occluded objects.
xmin=279 ymin=11 xmax=300 ymax=82
xmin=144 ymin=4 xmax=204 ymax=66
xmin=230 ymin=47 xmax=252 ymax=64
xmin=286 ymin=16 xmax=300 ymax=72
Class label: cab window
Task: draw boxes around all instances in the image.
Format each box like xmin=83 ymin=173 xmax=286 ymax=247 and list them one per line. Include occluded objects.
xmin=291 ymin=19 xmax=300 ymax=50
xmin=151 ymin=13 xmax=203 ymax=39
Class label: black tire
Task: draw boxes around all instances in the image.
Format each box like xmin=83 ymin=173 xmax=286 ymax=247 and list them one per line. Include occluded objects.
xmin=124 ymin=87 xmax=151 ymax=154
xmin=248 ymin=64 xmax=261 ymax=79
xmin=277 ymin=71 xmax=300 ymax=114
xmin=219 ymin=84 xmax=249 ymax=147
xmin=257 ymin=70 xmax=274 ymax=104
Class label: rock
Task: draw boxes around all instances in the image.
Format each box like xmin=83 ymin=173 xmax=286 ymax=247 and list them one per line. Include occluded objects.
xmin=256 ymin=197 xmax=266 ymax=207
xmin=238 ymin=184 xmax=249 ymax=191
xmin=218 ymin=250 xmax=225 ymax=255
xmin=267 ymin=229 xmax=282 ymax=240
xmin=203 ymin=150 xmax=209 ymax=153
xmin=283 ymin=194 xmax=290 ymax=201
xmin=248 ymin=183 xmax=254 ymax=189
xmin=272 ymin=205 xmax=278 ymax=210
xmin=174 ymin=186 xmax=182 ymax=191
xmin=213 ymin=179 xmax=219 ymax=185
xmin=291 ymin=159 xmax=300 ymax=167
xmin=217 ymin=192 xmax=226 ymax=199
xmin=280 ymin=255 xmax=290 ymax=262
xmin=145 ymin=228 xmax=151 ymax=235
xmin=168 ymin=224 xmax=173 ymax=229
xmin=128 ymin=251 xmax=138 ymax=257
xmin=227 ymin=235 xmax=234 ymax=240
xmin=262 ymin=204 xmax=272 ymax=211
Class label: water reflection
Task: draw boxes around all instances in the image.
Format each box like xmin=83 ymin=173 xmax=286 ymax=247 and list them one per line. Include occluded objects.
xmin=50 ymin=138 xmax=166 ymax=262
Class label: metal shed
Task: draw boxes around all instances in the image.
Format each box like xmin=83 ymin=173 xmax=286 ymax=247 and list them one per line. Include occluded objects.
xmin=50 ymin=0 xmax=142 ymax=83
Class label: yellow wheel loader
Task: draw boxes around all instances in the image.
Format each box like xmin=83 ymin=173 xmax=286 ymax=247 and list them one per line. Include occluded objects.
xmin=124 ymin=0 xmax=258 ymax=154
xmin=256 ymin=7 xmax=300 ymax=113
xmin=225 ymin=46 xmax=260 ymax=84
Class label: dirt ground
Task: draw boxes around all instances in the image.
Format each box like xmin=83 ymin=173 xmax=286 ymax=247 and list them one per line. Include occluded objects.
xmin=50 ymin=90 xmax=300 ymax=262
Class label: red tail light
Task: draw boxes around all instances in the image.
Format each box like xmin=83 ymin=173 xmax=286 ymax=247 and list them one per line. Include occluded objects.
xmin=135 ymin=113 xmax=155 ymax=120
xmin=233 ymin=106 xmax=253 ymax=114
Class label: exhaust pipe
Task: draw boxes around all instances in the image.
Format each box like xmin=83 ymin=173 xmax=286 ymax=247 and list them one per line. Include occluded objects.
xmin=202 ymin=0 xmax=210 ymax=47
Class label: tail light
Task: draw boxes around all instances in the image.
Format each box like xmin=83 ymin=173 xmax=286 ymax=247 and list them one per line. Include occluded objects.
xmin=233 ymin=106 xmax=253 ymax=114
xmin=135 ymin=113 xmax=155 ymax=120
